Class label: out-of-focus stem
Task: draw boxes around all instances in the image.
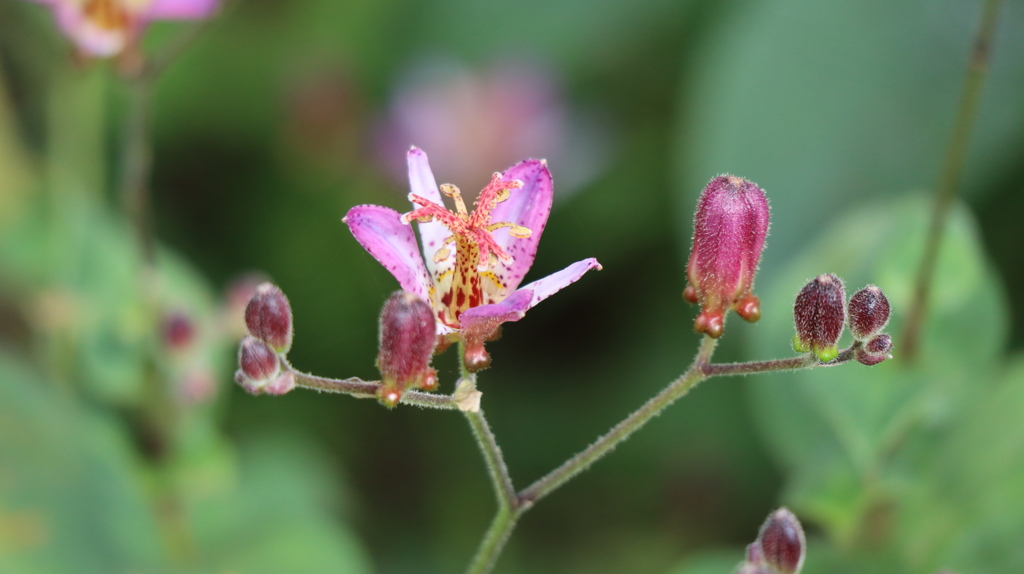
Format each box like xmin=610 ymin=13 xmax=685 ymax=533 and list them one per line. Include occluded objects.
xmin=120 ymin=75 xmax=154 ymax=263
xmin=902 ymin=0 xmax=1004 ymax=361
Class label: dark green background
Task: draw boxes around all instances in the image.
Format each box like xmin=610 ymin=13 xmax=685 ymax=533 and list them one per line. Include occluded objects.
xmin=1 ymin=0 xmax=1023 ymax=572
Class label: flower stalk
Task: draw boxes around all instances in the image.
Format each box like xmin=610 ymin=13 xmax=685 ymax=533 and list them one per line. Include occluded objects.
xmin=902 ymin=0 xmax=1005 ymax=361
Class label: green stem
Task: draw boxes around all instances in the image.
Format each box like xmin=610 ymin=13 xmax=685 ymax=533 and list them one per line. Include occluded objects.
xmin=701 ymin=343 xmax=857 ymax=377
xmin=120 ymin=75 xmax=155 ymax=263
xmin=458 ymin=344 xmax=521 ymax=574
xmin=517 ymin=336 xmax=719 ymax=507
xmin=284 ymin=363 xmax=458 ymax=409
xmin=463 ymin=400 xmax=519 ymax=574
xmin=901 ymin=0 xmax=1004 ymax=361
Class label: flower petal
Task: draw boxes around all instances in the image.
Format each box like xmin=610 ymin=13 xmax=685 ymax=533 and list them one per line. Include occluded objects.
xmin=520 ymin=258 xmax=602 ymax=308
xmin=344 ymin=205 xmax=431 ymax=299
xmin=488 ymin=159 xmax=554 ymax=294
xmin=51 ymin=3 xmax=127 ymax=57
xmin=459 ymin=288 xmax=535 ymax=340
xmin=406 ymin=147 xmax=453 ymax=276
xmin=144 ymin=0 xmax=219 ymax=20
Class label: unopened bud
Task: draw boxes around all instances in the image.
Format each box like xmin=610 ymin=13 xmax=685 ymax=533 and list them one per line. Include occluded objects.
xmin=376 ymin=291 xmax=438 ymax=408
xmin=856 ymin=333 xmax=892 ymax=366
xmin=756 ymin=507 xmax=805 ymax=574
xmin=848 ymin=285 xmax=890 ymax=341
xmin=686 ymin=175 xmax=770 ymax=338
xmin=163 ymin=311 xmax=196 ymax=351
xmin=264 ymin=371 xmax=296 ymax=395
xmin=793 ymin=274 xmax=846 ymax=362
xmin=245 ymin=283 xmax=294 ymax=353
xmin=237 ymin=336 xmax=280 ymax=393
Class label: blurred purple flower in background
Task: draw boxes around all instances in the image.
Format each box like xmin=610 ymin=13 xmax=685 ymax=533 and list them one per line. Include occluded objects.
xmin=30 ymin=0 xmax=218 ymax=57
xmin=376 ymin=59 xmax=609 ymax=201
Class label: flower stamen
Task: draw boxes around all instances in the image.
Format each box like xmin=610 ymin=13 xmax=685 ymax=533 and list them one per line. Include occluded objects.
xmin=399 ymin=174 xmax=531 ymax=326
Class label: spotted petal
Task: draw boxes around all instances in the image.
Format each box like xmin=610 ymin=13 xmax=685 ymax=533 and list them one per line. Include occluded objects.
xmin=459 ymin=288 xmax=535 ymax=341
xmin=145 ymin=0 xmax=219 ymax=20
xmin=344 ymin=205 xmax=432 ymax=299
xmin=519 ymin=258 xmax=602 ymax=308
xmin=488 ymin=159 xmax=554 ymax=295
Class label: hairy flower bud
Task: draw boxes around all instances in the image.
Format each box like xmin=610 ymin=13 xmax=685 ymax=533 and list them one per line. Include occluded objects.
xmin=848 ymin=285 xmax=890 ymax=341
xmin=686 ymin=175 xmax=770 ymax=338
xmin=856 ymin=333 xmax=893 ymax=366
xmin=793 ymin=274 xmax=847 ymax=362
xmin=756 ymin=508 xmax=806 ymax=574
xmin=237 ymin=336 xmax=280 ymax=394
xmin=245 ymin=283 xmax=294 ymax=353
xmin=376 ymin=291 xmax=438 ymax=408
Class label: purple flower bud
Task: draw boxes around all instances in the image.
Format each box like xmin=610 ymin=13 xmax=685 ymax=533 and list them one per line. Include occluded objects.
xmin=376 ymin=291 xmax=438 ymax=408
xmin=245 ymin=282 xmax=294 ymax=353
xmin=793 ymin=274 xmax=847 ymax=362
xmin=237 ymin=336 xmax=280 ymax=393
xmin=162 ymin=311 xmax=196 ymax=351
xmin=264 ymin=371 xmax=296 ymax=395
xmin=848 ymin=285 xmax=890 ymax=341
xmin=856 ymin=333 xmax=893 ymax=366
xmin=756 ymin=507 xmax=806 ymax=574
xmin=686 ymin=175 xmax=770 ymax=338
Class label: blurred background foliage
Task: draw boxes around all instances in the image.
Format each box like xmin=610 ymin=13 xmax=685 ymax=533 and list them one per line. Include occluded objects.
xmin=1 ymin=0 xmax=1023 ymax=572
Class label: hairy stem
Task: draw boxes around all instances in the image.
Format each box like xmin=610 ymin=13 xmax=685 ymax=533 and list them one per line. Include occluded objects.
xmin=284 ymin=362 xmax=457 ymax=409
xmin=518 ymin=336 xmax=719 ymax=507
xmin=459 ymin=347 xmax=520 ymax=574
xmin=902 ymin=0 xmax=1004 ymax=361
xmin=701 ymin=344 xmax=857 ymax=377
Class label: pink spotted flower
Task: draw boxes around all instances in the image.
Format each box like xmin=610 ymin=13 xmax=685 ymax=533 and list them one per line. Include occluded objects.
xmin=32 ymin=0 xmax=218 ymax=58
xmin=344 ymin=147 xmax=601 ymax=372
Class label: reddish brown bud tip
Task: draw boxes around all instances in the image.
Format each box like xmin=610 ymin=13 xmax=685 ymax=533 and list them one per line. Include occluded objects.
xmin=687 ymin=175 xmax=770 ymax=336
xmin=376 ymin=386 xmax=403 ymax=409
xmin=848 ymin=285 xmax=890 ymax=341
xmin=163 ymin=311 xmax=196 ymax=351
xmin=683 ymin=284 xmax=699 ymax=304
xmin=245 ymin=283 xmax=294 ymax=353
xmin=793 ymin=274 xmax=846 ymax=362
xmin=694 ymin=310 xmax=725 ymax=338
xmin=856 ymin=333 xmax=893 ymax=366
xmin=756 ymin=507 xmax=806 ymax=574
xmin=464 ymin=343 xmax=492 ymax=373
xmin=376 ymin=291 xmax=437 ymax=405
xmin=735 ymin=294 xmax=761 ymax=323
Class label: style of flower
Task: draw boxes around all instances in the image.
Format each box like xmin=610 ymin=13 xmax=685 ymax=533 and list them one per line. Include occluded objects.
xmin=31 ymin=0 xmax=218 ymax=58
xmin=344 ymin=147 xmax=601 ymax=370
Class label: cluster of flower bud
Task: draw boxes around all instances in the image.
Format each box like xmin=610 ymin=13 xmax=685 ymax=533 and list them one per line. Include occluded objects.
xmin=738 ymin=508 xmax=806 ymax=574
xmin=684 ymin=175 xmax=770 ymax=338
xmin=375 ymin=291 xmax=439 ymax=408
xmin=792 ymin=276 xmax=892 ymax=365
xmin=236 ymin=283 xmax=296 ymax=395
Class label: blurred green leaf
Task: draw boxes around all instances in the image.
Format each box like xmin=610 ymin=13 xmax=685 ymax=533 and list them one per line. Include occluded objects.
xmin=0 ymin=354 xmax=372 ymax=573
xmin=0 ymin=355 xmax=167 ymax=573
xmin=674 ymin=0 xmax=1024 ymax=276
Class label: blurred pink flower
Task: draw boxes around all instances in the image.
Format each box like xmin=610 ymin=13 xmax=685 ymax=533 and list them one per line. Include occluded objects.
xmin=345 ymin=148 xmax=600 ymax=370
xmin=376 ymin=61 xmax=608 ymax=201
xmin=31 ymin=0 xmax=218 ymax=57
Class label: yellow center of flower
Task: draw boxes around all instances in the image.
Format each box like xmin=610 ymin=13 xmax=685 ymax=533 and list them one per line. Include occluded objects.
xmin=83 ymin=0 xmax=131 ymax=31
xmin=401 ymin=173 xmax=532 ymax=328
